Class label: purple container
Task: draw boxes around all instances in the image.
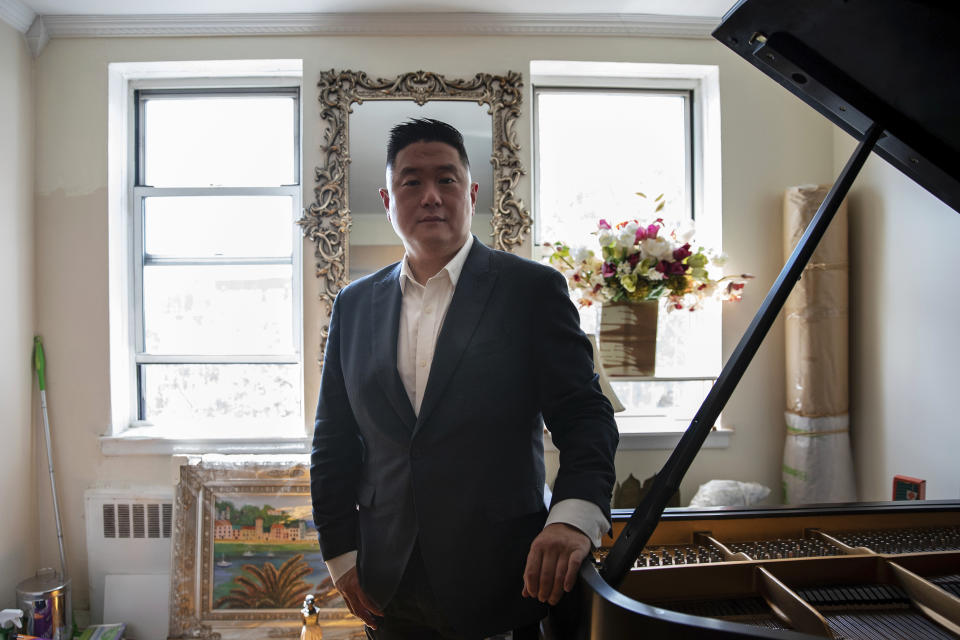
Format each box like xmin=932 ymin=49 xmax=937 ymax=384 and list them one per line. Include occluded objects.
xmin=15 ymin=569 xmax=71 ymax=640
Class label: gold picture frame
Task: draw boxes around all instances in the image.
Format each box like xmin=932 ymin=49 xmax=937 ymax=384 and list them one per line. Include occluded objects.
xmin=168 ymin=458 xmax=365 ymax=639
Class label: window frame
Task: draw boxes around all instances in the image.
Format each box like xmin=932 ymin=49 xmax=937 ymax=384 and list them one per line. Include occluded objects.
xmin=104 ymin=62 xmax=306 ymax=453
xmin=531 ymin=61 xmax=727 ymax=446
xmin=532 ymin=85 xmax=696 ymax=238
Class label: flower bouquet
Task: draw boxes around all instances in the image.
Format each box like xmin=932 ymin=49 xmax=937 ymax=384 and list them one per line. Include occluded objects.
xmin=545 ymin=195 xmax=751 ymax=376
xmin=545 ymin=214 xmax=750 ymax=312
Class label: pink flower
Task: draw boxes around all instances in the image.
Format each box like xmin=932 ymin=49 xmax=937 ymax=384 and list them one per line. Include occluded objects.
xmin=602 ymin=262 xmax=617 ymax=278
xmin=645 ymin=223 xmax=660 ymax=239
xmin=598 ymin=219 xmax=612 ymax=230
xmin=673 ymin=243 xmax=692 ymax=261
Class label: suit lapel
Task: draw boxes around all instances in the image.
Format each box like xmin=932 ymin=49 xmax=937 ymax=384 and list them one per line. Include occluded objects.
xmin=414 ymin=241 xmax=498 ymax=434
xmin=371 ymin=265 xmax=417 ymax=431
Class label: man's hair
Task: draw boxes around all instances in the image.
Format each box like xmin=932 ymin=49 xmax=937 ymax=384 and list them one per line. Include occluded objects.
xmin=386 ymin=118 xmax=470 ymax=171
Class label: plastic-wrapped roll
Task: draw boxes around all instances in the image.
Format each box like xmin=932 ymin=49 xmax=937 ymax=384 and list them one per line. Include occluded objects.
xmin=782 ymin=185 xmax=856 ymax=504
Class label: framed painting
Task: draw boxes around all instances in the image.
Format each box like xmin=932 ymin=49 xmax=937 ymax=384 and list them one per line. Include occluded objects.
xmin=168 ymin=457 xmax=365 ymax=639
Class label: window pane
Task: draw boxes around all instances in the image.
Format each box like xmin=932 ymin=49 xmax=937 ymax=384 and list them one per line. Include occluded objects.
xmin=143 ymin=95 xmax=296 ymax=187
xmin=610 ymin=378 xmax=713 ymax=423
xmin=536 ymin=88 xmax=718 ymax=418
xmin=655 ymin=300 xmax=721 ymax=377
xmin=536 ymin=90 xmax=689 ymax=246
xmin=140 ymin=364 xmax=300 ymax=422
xmin=143 ymin=264 xmax=294 ymax=355
xmin=144 ymin=196 xmax=293 ymax=258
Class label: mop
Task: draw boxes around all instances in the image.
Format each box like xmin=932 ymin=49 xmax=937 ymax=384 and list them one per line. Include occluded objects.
xmin=33 ymin=336 xmax=69 ymax=582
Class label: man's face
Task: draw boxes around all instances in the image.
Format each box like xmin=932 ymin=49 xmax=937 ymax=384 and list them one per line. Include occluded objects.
xmin=380 ymin=141 xmax=478 ymax=259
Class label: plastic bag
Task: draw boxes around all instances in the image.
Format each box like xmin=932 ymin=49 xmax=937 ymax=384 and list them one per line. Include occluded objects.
xmin=688 ymin=480 xmax=771 ymax=508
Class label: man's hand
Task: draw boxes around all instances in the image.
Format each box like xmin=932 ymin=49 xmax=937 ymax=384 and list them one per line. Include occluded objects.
xmin=521 ymin=522 xmax=591 ymax=605
xmin=334 ymin=566 xmax=384 ymax=628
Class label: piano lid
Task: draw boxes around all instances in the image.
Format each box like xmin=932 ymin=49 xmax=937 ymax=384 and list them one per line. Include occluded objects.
xmin=712 ymin=0 xmax=960 ymax=214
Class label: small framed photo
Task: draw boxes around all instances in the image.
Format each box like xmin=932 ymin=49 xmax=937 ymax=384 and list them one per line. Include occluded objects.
xmin=892 ymin=475 xmax=926 ymax=501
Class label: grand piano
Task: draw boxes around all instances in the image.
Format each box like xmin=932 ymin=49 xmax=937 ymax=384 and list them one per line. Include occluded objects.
xmin=557 ymin=1 xmax=960 ymax=637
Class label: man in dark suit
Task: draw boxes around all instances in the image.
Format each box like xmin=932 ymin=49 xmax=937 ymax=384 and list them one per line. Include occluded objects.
xmin=310 ymin=119 xmax=618 ymax=640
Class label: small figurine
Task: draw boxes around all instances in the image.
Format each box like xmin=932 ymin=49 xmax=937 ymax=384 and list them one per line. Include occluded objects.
xmin=300 ymin=594 xmax=323 ymax=640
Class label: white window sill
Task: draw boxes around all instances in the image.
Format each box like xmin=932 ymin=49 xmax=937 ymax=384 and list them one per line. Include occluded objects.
xmin=100 ymin=421 xmax=309 ymax=456
xmin=102 ymin=418 xmax=731 ymax=456
xmin=546 ymin=416 xmax=732 ymax=451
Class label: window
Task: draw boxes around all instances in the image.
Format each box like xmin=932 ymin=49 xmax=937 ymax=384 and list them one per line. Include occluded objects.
xmin=123 ymin=79 xmax=302 ymax=438
xmin=532 ymin=61 xmax=722 ymax=434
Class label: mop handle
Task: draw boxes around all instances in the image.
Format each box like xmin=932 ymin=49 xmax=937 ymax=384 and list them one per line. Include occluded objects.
xmin=33 ymin=337 xmax=68 ymax=579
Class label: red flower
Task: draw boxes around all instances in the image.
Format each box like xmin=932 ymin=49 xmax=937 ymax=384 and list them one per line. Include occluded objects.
xmin=628 ymin=253 xmax=641 ymax=267
xmin=673 ymin=243 xmax=692 ymax=261
xmin=668 ymin=261 xmax=686 ymax=275
xmin=602 ymin=262 xmax=617 ymax=278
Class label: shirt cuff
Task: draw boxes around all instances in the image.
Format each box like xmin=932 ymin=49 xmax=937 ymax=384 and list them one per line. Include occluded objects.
xmin=324 ymin=550 xmax=357 ymax=584
xmin=545 ymin=498 xmax=609 ymax=548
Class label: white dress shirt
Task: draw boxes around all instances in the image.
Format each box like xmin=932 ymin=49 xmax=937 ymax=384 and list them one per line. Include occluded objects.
xmin=325 ymin=236 xmax=609 ymax=583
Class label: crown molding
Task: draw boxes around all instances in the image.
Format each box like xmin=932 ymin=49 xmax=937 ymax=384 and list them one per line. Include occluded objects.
xmin=0 ymin=0 xmax=36 ymax=32
xmin=39 ymin=11 xmax=718 ymax=39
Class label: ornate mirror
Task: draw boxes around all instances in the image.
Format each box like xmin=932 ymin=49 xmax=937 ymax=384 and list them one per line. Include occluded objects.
xmin=297 ymin=70 xmax=530 ymax=352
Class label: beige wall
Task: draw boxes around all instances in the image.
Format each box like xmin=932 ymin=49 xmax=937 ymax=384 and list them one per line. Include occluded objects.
xmin=837 ymin=133 xmax=960 ymax=502
xmin=0 ymin=20 xmax=38 ymax=599
xmin=31 ymin=32 xmax=836 ymax=609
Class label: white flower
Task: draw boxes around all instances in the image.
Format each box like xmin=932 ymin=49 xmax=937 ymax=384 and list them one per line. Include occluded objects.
xmin=645 ymin=268 xmax=665 ymax=281
xmin=616 ymin=226 xmax=637 ymax=249
xmin=676 ymin=221 xmax=697 ymax=244
xmin=710 ymin=251 xmax=729 ymax=268
xmin=597 ymin=229 xmax=616 ymax=247
xmin=682 ymin=293 xmax=703 ymax=310
xmin=640 ymin=237 xmax=674 ymax=261
xmin=617 ymin=261 xmax=632 ymax=275
xmin=571 ymin=246 xmax=593 ymax=263
xmin=589 ymin=273 xmax=605 ymax=287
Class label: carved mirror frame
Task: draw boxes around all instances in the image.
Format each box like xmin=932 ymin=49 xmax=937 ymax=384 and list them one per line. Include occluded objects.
xmin=296 ymin=69 xmax=530 ymax=353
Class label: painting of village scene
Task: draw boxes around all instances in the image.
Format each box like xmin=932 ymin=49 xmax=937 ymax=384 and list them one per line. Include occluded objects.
xmin=211 ymin=494 xmax=341 ymax=611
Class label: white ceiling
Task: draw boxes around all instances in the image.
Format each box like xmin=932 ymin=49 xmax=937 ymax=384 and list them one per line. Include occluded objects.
xmin=2 ymin=0 xmax=734 ymax=56
xmin=21 ymin=0 xmax=733 ymax=16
